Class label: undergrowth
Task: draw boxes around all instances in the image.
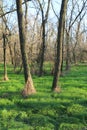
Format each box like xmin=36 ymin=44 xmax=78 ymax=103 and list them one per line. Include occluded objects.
xmin=0 ymin=63 xmax=87 ymax=130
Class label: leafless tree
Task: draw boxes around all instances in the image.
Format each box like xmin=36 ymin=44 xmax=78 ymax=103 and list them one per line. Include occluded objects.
xmin=16 ymin=0 xmax=36 ymax=96
xmin=52 ymin=0 xmax=68 ymax=92
xmin=33 ymin=0 xmax=51 ymax=76
xmin=65 ymin=0 xmax=87 ymax=71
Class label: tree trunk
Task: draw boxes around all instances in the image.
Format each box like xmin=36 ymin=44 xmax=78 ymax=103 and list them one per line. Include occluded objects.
xmin=37 ymin=0 xmax=51 ymax=76
xmin=52 ymin=0 xmax=68 ymax=92
xmin=3 ymin=33 xmax=8 ymax=81
xmin=16 ymin=0 xmax=36 ymax=96
xmin=65 ymin=32 xmax=71 ymax=71
xmin=8 ymin=41 xmax=14 ymax=65
xmin=60 ymin=21 xmax=65 ymax=76
xmin=39 ymin=21 xmax=45 ymax=76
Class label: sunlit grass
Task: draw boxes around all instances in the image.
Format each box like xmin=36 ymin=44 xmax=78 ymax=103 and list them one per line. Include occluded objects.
xmin=0 ymin=63 xmax=87 ymax=129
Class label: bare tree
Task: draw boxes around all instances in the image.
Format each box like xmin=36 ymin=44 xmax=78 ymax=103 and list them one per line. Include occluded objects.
xmin=0 ymin=1 xmax=9 ymax=80
xmin=3 ymin=32 xmax=9 ymax=80
xmin=65 ymin=0 xmax=87 ymax=71
xmin=52 ymin=0 xmax=68 ymax=92
xmin=34 ymin=0 xmax=51 ymax=76
xmin=16 ymin=0 xmax=36 ymax=96
xmin=72 ymin=11 xmax=86 ymax=64
xmin=51 ymin=1 xmax=65 ymax=76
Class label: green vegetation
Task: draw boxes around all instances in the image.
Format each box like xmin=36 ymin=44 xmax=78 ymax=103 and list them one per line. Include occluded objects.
xmin=0 ymin=63 xmax=87 ymax=130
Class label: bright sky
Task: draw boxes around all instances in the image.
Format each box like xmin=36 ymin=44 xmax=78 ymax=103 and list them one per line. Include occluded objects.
xmin=1 ymin=0 xmax=62 ymax=32
xmin=2 ymin=0 xmax=61 ymax=21
xmin=2 ymin=0 xmax=87 ymax=34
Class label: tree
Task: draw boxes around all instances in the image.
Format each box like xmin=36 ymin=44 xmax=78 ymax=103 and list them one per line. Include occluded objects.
xmin=16 ymin=0 xmax=36 ymax=96
xmin=52 ymin=0 xmax=68 ymax=92
xmin=72 ymin=12 xmax=86 ymax=64
xmin=65 ymin=0 xmax=87 ymax=71
xmin=35 ymin=0 xmax=51 ymax=76
xmin=51 ymin=1 xmax=64 ymax=76
xmin=3 ymin=32 xmax=9 ymax=80
xmin=0 ymin=1 xmax=9 ymax=80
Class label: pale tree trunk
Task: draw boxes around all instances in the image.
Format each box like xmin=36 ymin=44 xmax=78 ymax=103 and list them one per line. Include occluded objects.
xmin=8 ymin=42 xmax=14 ymax=65
xmin=1 ymin=2 xmax=8 ymax=81
xmin=60 ymin=22 xmax=65 ymax=76
xmin=1 ymin=9 xmax=14 ymax=66
xmin=3 ymin=33 xmax=9 ymax=81
xmin=52 ymin=0 xmax=68 ymax=92
xmin=65 ymin=32 xmax=71 ymax=71
xmin=16 ymin=0 xmax=36 ymax=96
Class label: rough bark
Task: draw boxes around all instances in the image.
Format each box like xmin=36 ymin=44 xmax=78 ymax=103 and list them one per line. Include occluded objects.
xmin=16 ymin=0 xmax=36 ymax=96
xmin=39 ymin=20 xmax=45 ymax=76
xmin=52 ymin=0 xmax=68 ymax=92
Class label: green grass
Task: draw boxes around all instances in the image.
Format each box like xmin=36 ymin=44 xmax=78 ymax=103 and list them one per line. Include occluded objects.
xmin=0 ymin=63 xmax=87 ymax=130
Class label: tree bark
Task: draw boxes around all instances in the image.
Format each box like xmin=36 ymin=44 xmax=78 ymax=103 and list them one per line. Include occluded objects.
xmin=3 ymin=33 xmax=9 ymax=81
xmin=52 ymin=0 xmax=68 ymax=92
xmin=39 ymin=20 xmax=45 ymax=76
xmin=65 ymin=32 xmax=71 ymax=71
xmin=8 ymin=41 xmax=14 ymax=65
xmin=16 ymin=0 xmax=36 ymax=96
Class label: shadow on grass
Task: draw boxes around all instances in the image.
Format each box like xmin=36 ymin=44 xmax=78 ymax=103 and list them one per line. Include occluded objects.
xmin=0 ymin=63 xmax=87 ymax=129
xmin=0 ymin=89 xmax=87 ymax=130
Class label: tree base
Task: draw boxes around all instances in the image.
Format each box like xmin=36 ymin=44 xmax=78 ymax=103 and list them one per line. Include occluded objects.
xmin=65 ymin=65 xmax=71 ymax=72
xmin=22 ymin=77 xmax=36 ymax=97
xmin=52 ymin=86 xmax=61 ymax=93
xmin=60 ymin=72 xmax=65 ymax=77
xmin=3 ymin=76 xmax=9 ymax=81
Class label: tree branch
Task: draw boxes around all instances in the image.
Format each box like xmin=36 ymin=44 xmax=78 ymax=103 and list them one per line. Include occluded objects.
xmin=0 ymin=0 xmax=31 ymax=17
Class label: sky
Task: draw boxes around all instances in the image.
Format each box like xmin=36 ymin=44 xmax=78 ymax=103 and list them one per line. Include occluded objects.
xmin=2 ymin=0 xmax=61 ymax=21
xmin=1 ymin=0 xmax=62 ymax=32
xmin=1 ymin=0 xmax=87 ymax=35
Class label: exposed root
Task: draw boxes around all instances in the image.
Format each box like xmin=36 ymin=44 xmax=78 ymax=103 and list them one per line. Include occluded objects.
xmin=22 ymin=77 xmax=36 ymax=97
xmin=3 ymin=75 xmax=9 ymax=81
xmin=53 ymin=86 xmax=61 ymax=93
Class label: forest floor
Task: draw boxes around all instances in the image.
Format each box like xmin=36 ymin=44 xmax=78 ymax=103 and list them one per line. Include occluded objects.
xmin=0 ymin=63 xmax=87 ymax=130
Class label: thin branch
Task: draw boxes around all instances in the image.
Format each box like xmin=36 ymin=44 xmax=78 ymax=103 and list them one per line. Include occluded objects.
xmin=69 ymin=0 xmax=87 ymax=30
xmin=0 ymin=0 xmax=31 ymax=17
xmin=51 ymin=1 xmax=59 ymax=19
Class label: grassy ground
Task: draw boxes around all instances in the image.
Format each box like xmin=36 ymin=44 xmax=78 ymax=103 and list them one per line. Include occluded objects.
xmin=0 ymin=63 xmax=87 ymax=130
